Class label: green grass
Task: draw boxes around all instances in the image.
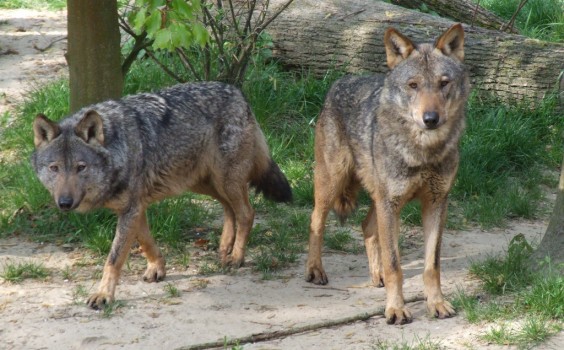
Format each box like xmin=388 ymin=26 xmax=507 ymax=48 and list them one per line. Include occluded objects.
xmin=0 ymin=0 xmax=66 ymax=10
xmin=71 ymin=284 xmax=89 ymax=304
xmin=372 ymin=335 xmax=445 ymax=350
xmin=164 ymin=282 xmax=181 ymax=298
xmin=102 ymin=300 xmax=126 ymax=318
xmin=475 ymin=0 xmax=564 ymax=42
xmin=482 ymin=317 xmax=561 ymax=349
xmin=453 ymin=235 xmax=564 ymax=348
xmin=451 ymin=92 xmax=562 ymax=228
xmin=469 ymin=233 xmax=534 ymax=295
xmin=0 ymin=261 xmax=50 ymax=282
xmin=249 ymin=207 xmax=309 ymax=278
xmin=1 ymin=49 xmax=562 ymax=275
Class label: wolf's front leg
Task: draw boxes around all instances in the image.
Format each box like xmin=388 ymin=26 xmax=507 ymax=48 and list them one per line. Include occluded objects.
xmin=135 ymin=210 xmax=166 ymax=282
xmin=421 ymin=195 xmax=455 ymax=319
xmin=376 ymin=201 xmax=412 ymax=325
xmin=86 ymin=209 xmax=140 ymax=309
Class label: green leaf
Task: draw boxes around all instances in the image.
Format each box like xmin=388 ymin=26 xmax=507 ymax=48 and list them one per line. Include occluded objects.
xmin=170 ymin=23 xmax=192 ymax=48
xmin=192 ymin=23 xmax=209 ymax=47
xmin=147 ymin=0 xmax=165 ymax=11
xmin=145 ymin=10 xmax=162 ymax=36
xmin=153 ymin=28 xmax=173 ymax=50
xmin=172 ymin=0 xmax=194 ymax=19
xmin=131 ymin=10 xmax=147 ymax=33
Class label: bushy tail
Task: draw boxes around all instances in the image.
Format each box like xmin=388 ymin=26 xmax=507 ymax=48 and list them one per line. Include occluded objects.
xmin=251 ymin=159 xmax=293 ymax=203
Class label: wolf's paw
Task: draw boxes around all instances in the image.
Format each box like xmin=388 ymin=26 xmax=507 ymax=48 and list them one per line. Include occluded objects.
xmin=428 ymin=300 xmax=456 ymax=319
xmin=86 ymin=292 xmax=114 ymax=310
xmin=385 ymin=306 xmax=413 ymax=325
xmin=221 ymin=254 xmax=245 ymax=268
xmin=305 ymin=265 xmax=328 ymax=285
xmin=143 ymin=260 xmax=166 ymax=283
xmin=229 ymin=250 xmax=245 ymax=268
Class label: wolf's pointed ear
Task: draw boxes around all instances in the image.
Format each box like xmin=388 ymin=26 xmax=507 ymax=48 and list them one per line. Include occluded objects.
xmin=384 ymin=27 xmax=415 ymax=69
xmin=435 ymin=23 xmax=465 ymax=62
xmin=33 ymin=114 xmax=60 ymax=149
xmin=75 ymin=110 xmax=105 ymax=146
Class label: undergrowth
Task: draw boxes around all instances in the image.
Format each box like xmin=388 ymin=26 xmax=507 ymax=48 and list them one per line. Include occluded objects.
xmin=453 ymin=235 xmax=564 ymax=348
xmin=475 ymin=0 xmax=564 ymax=42
xmin=1 ymin=54 xmax=562 ymax=277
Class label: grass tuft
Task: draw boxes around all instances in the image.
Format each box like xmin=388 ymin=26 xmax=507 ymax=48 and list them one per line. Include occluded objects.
xmin=0 ymin=261 xmax=50 ymax=282
xmin=469 ymin=233 xmax=534 ymax=295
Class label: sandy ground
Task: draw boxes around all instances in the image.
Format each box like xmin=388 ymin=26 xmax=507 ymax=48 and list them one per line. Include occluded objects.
xmin=0 ymin=9 xmax=562 ymax=350
xmin=0 ymin=9 xmax=67 ymax=116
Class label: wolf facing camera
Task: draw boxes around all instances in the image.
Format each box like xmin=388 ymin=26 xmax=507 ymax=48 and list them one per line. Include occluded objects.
xmin=306 ymin=24 xmax=470 ymax=325
xmin=32 ymin=82 xmax=292 ymax=309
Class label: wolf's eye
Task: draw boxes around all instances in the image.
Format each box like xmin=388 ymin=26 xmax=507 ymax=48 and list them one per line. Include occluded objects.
xmin=77 ymin=163 xmax=87 ymax=173
xmin=440 ymin=80 xmax=450 ymax=88
xmin=49 ymin=165 xmax=59 ymax=173
xmin=408 ymin=82 xmax=418 ymax=89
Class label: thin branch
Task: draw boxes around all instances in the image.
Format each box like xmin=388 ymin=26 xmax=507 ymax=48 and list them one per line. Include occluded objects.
xmin=175 ymin=48 xmax=202 ymax=81
xmin=118 ymin=14 xmax=136 ymax=37
xmin=202 ymin=6 xmax=226 ymax=60
xmin=33 ymin=36 xmax=67 ymax=52
xmin=228 ymin=0 xmax=242 ymax=37
xmin=177 ymin=294 xmax=425 ymax=350
xmin=121 ymin=39 xmax=152 ymax=76
xmin=471 ymin=0 xmax=481 ymax=29
xmin=243 ymin=0 xmax=257 ymax=37
xmin=145 ymin=50 xmax=186 ymax=83
xmin=118 ymin=14 xmax=154 ymax=75
xmin=256 ymin=0 xmax=294 ymax=34
xmin=501 ymin=0 xmax=529 ymax=33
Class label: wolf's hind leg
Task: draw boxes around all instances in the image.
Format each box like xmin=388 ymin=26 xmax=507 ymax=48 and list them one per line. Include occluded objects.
xmin=362 ymin=204 xmax=384 ymax=287
xmin=224 ymin=185 xmax=254 ymax=267
xmin=191 ymin=182 xmax=239 ymax=266
xmin=306 ymin=160 xmax=342 ymax=285
xmin=218 ymin=203 xmax=236 ymax=265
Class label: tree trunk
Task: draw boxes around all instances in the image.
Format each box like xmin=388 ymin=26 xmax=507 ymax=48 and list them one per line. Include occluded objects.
xmin=530 ymin=153 xmax=564 ymax=272
xmin=267 ymin=0 xmax=564 ymax=103
xmin=391 ymin=0 xmax=518 ymax=33
xmin=67 ymin=0 xmax=123 ymax=113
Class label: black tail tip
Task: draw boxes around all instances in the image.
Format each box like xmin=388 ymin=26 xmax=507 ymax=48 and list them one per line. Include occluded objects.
xmin=252 ymin=160 xmax=293 ymax=203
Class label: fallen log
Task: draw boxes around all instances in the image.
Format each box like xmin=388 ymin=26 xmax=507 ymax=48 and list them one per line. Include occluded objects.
xmin=391 ymin=0 xmax=518 ymax=33
xmin=267 ymin=0 xmax=564 ymax=102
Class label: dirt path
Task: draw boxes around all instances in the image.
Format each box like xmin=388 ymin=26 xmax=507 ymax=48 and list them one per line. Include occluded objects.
xmin=0 ymin=9 xmax=67 ymax=116
xmin=0 ymin=9 xmax=562 ymax=350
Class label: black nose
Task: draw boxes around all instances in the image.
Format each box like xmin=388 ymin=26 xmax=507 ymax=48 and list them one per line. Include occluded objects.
xmin=423 ymin=112 xmax=440 ymax=128
xmin=58 ymin=197 xmax=74 ymax=211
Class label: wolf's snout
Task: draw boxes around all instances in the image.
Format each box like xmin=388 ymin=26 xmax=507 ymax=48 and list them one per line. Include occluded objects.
xmin=423 ymin=112 xmax=440 ymax=129
xmin=57 ymin=196 xmax=75 ymax=211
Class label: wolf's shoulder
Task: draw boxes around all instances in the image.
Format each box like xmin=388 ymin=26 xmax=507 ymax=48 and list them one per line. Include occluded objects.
xmin=323 ymin=74 xmax=384 ymax=114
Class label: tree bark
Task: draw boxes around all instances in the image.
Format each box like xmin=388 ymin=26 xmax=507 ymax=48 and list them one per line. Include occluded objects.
xmin=67 ymin=0 xmax=123 ymax=113
xmin=530 ymin=155 xmax=564 ymax=272
xmin=267 ymin=0 xmax=564 ymax=102
xmin=391 ymin=0 xmax=518 ymax=33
